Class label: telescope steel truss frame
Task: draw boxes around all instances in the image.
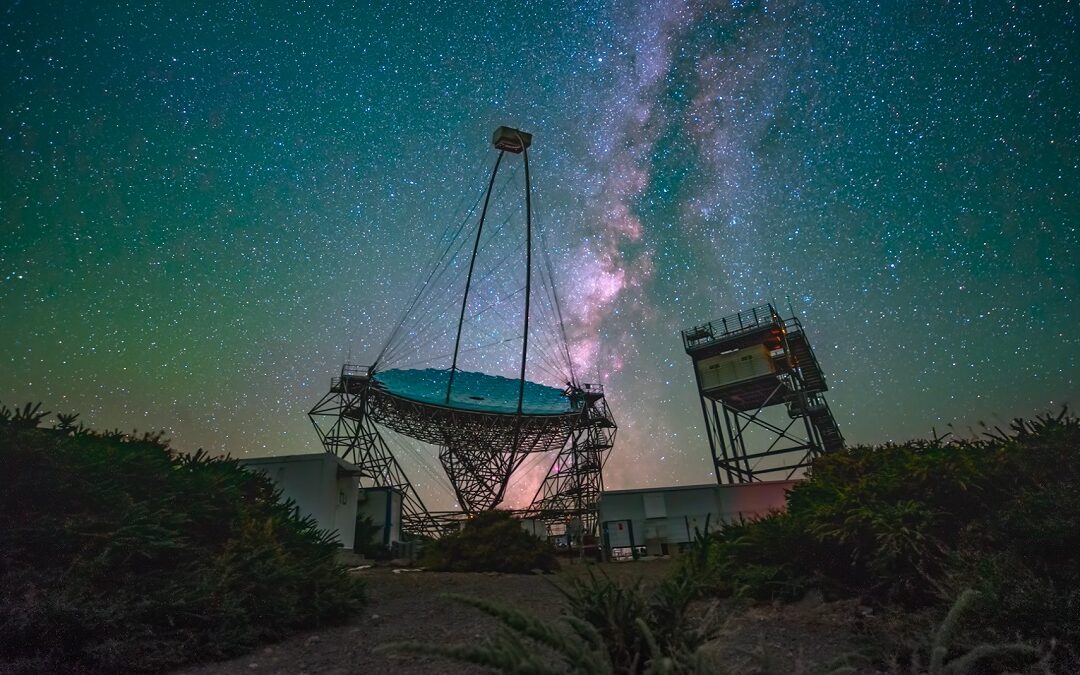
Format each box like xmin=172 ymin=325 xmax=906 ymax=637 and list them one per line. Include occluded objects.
xmin=527 ymin=384 xmax=617 ymax=540
xmin=310 ymin=366 xmax=616 ymax=529
xmin=309 ymin=370 xmax=442 ymax=536
xmin=368 ymin=383 xmax=583 ymax=513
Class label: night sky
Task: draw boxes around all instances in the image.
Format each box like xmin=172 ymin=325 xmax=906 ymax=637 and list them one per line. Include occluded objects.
xmin=3 ymin=1 xmax=1077 ymax=510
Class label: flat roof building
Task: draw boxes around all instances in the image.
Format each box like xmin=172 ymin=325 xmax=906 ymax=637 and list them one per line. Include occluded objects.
xmin=598 ymin=480 xmax=796 ymax=558
xmin=240 ymin=453 xmax=363 ymax=551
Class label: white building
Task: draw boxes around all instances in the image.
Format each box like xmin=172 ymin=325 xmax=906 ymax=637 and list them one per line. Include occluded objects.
xmin=240 ymin=453 xmax=362 ymax=551
xmin=598 ymin=480 xmax=797 ymax=558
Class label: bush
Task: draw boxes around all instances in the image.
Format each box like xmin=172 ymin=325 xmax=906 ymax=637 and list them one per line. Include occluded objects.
xmin=557 ymin=569 xmax=718 ymax=673
xmin=354 ymin=513 xmax=391 ymax=560
xmin=681 ymin=409 xmax=1080 ymax=650
xmin=0 ymin=406 xmax=366 ymax=672
xmin=420 ymin=509 xmax=559 ymax=574
xmin=692 ymin=512 xmax=818 ymax=602
xmin=380 ymin=570 xmax=722 ymax=674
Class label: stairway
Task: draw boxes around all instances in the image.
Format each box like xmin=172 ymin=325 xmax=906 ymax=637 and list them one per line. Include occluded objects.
xmin=809 ymin=403 xmax=845 ymax=453
xmin=786 ymin=330 xmax=828 ymax=393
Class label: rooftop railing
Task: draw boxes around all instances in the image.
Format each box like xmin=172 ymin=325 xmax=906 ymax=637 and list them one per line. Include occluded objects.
xmin=340 ymin=363 xmax=371 ymax=378
xmin=682 ymin=303 xmax=782 ymax=350
xmin=331 ymin=364 xmax=374 ymax=391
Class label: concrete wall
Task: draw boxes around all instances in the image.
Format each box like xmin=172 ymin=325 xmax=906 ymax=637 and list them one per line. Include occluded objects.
xmin=240 ymin=453 xmax=360 ymax=550
xmin=598 ymin=480 xmax=797 ymax=554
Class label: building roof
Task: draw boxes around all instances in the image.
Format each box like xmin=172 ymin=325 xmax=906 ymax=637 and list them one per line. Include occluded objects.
xmin=238 ymin=452 xmax=364 ymax=477
xmin=600 ymin=479 xmax=799 ymax=497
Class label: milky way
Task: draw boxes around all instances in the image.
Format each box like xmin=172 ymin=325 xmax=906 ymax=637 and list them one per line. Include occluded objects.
xmin=2 ymin=1 xmax=1077 ymax=509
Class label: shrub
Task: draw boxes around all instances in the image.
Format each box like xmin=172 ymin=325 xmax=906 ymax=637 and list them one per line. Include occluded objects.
xmin=682 ymin=409 xmax=1080 ymax=650
xmin=354 ymin=513 xmax=391 ymax=560
xmin=380 ymin=570 xmax=722 ymax=674
xmin=0 ymin=406 xmax=365 ymax=672
xmin=676 ymin=510 xmax=820 ymax=603
xmin=557 ymin=569 xmax=719 ymax=673
xmin=420 ymin=509 xmax=559 ymax=573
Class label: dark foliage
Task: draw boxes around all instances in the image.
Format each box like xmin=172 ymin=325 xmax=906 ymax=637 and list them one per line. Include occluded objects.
xmin=420 ymin=509 xmax=559 ymax=574
xmin=379 ymin=567 xmax=721 ymax=674
xmin=0 ymin=406 xmax=365 ymax=673
xmin=682 ymin=409 xmax=1080 ymax=653
xmin=555 ymin=568 xmax=719 ymax=673
xmin=353 ymin=513 xmax=391 ymax=560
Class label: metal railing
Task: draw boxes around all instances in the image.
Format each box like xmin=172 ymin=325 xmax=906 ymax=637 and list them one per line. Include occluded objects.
xmin=340 ymin=363 xmax=371 ymax=378
xmin=681 ymin=303 xmax=782 ymax=350
xmin=331 ymin=364 xmax=374 ymax=392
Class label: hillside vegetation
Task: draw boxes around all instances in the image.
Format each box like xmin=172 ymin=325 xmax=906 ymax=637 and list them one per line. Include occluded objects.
xmin=392 ymin=410 xmax=1079 ymax=673
xmin=677 ymin=408 xmax=1080 ymax=668
xmin=0 ymin=404 xmax=365 ymax=673
xmin=420 ymin=509 xmax=560 ymax=574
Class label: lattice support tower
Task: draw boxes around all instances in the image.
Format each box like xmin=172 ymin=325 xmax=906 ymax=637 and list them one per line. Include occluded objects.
xmin=682 ymin=303 xmax=844 ymax=484
xmin=527 ymin=384 xmax=617 ymax=539
xmin=309 ymin=366 xmax=441 ymax=537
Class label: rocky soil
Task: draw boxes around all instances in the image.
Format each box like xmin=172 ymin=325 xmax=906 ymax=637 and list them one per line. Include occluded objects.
xmin=175 ymin=559 xmax=871 ymax=675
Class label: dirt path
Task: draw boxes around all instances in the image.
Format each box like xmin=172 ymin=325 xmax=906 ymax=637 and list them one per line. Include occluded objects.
xmin=177 ymin=561 xmax=673 ymax=675
xmin=701 ymin=594 xmax=878 ymax=673
xmin=175 ymin=559 xmax=869 ymax=674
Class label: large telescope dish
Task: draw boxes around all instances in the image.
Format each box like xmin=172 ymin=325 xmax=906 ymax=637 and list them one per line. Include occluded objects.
xmin=374 ymin=368 xmax=573 ymax=416
xmin=310 ymin=127 xmax=617 ymax=527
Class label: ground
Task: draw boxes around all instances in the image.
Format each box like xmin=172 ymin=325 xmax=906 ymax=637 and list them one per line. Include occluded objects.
xmin=701 ymin=593 xmax=882 ymax=673
xmin=175 ymin=559 xmax=869 ymax=675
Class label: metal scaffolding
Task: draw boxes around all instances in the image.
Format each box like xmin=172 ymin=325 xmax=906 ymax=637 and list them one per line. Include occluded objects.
xmin=527 ymin=383 xmax=617 ymax=539
xmin=683 ymin=303 xmax=843 ymax=483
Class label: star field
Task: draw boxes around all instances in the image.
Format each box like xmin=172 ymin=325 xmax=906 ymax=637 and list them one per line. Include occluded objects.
xmin=2 ymin=1 xmax=1077 ymax=509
